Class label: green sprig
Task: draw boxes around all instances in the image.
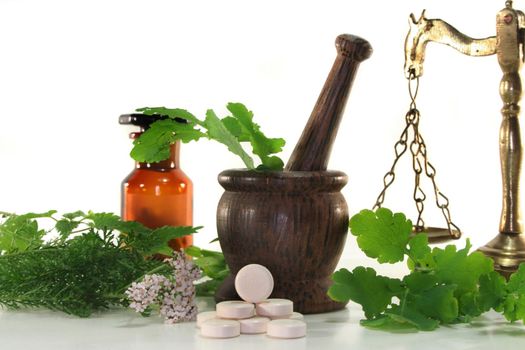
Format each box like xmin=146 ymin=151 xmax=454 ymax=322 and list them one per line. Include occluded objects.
xmin=328 ymin=208 xmax=525 ymax=331
xmin=130 ymin=103 xmax=285 ymax=170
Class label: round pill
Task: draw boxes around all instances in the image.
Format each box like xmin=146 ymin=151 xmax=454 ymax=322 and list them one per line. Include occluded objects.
xmin=235 ymin=264 xmax=274 ymax=303
xmin=266 ymin=319 xmax=307 ymax=339
xmin=200 ymin=319 xmax=240 ymax=338
xmin=216 ymin=301 xmax=255 ymax=319
xmin=239 ymin=316 xmax=270 ymax=334
xmin=271 ymin=312 xmax=304 ymax=321
xmin=256 ymin=298 xmax=293 ymax=317
xmin=196 ymin=311 xmax=217 ymax=328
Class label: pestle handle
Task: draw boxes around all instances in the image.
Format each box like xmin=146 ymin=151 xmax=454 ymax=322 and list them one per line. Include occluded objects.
xmin=285 ymin=34 xmax=372 ymax=171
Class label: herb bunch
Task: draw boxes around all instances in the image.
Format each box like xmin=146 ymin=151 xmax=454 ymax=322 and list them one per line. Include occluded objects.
xmin=130 ymin=103 xmax=286 ymax=170
xmin=0 ymin=211 xmax=204 ymax=317
xmin=328 ymin=208 xmax=525 ymax=331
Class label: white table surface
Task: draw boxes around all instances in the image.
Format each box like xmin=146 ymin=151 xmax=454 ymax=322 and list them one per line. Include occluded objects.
xmin=2 ymin=259 xmax=525 ymax=350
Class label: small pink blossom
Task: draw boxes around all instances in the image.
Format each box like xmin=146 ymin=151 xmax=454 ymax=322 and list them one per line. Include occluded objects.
xmin=125 ymin=250 xmax=202 ymax=323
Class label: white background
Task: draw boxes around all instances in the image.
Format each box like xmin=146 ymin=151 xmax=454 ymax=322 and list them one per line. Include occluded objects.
xmin=0 ymin=0 xmax=515 ymax=257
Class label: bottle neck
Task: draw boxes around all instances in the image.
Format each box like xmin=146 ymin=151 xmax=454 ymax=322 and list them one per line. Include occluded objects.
xmin=136 ymin=141 xmax=181 ymax=170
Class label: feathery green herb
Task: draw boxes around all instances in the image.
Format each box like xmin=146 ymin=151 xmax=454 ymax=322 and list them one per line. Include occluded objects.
xmin=328 ymin=208 xmax=525 ymax=331
xmin=0 ymin=211 xmax=226 ymax=317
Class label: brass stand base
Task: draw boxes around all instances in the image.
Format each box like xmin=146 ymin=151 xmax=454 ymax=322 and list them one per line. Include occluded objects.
xmin=478 ymin=234 xmax=525 ymax=279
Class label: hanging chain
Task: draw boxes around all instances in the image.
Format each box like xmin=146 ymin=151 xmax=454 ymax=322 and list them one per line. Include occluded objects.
xmin=373 ymin=71 xmax=461 ymax=239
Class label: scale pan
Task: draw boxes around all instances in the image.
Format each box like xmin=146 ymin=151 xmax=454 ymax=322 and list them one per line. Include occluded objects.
xmin=412 ymin=226 xmax=461 ymax=244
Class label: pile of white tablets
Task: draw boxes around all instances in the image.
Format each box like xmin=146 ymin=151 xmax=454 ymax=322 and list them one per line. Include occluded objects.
xmin=197 ymin=264 xmax=307 ymax=339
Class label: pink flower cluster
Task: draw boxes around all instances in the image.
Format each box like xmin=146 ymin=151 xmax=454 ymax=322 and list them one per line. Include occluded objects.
xmin=125 ymin=250 xmax=202 ymax=324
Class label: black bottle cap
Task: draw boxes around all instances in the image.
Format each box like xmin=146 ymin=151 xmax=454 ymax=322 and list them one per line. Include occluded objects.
xmin=119 ymin=113 xmax=186 ymax=132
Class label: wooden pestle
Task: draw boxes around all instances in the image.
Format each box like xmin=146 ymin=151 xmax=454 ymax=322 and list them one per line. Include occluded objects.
xmin=285 ymin=34 xmax=372 ymax=171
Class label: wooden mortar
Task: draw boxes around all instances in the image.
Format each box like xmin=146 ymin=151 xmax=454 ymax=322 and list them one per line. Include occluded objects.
xmin=215 ymin=35 xmax=372 ymax=313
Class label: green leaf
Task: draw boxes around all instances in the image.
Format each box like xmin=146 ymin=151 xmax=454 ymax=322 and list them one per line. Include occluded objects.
xmin=459 ymin=292 xmax=482 ymax=318
xmin=407 ymin=249 xmax=436 ymax=272
xmin=204 ymin=109 xmax=255 ymax=169
xmin=185 ymin=246 xmax=229 ymax=280
xmin=507 ymin=263 xmax=525 ymax=295
xmin=503 ymin=264 xmax=525 ymax=322
xmin=194 ymin=256 xmax=228 ymax=279
xmin=137 ymin=107 xmax=202 ymax=126
xmin=385 ymin=305 xmax=440 ymax=331
xmin=226 ymin=103 xmax=285 ymax=170
xmin=114 ymin=220 xmax=150 ymax=235
xmin=503 ymin=294 xmax=525 ymax=323
xmin=349 ymin=208 xmax=413 ymax=264
xmin=478 ymin=271 xmax=507 ymax=312
xmin=328 ymin=267 xmax=401 ymax=318
xmin=221 ymin=116 xmax=251 ymax=142
xmin=407 ymin=233 xmax=431 ymax=262
xmin=16 ymin=211 xmax=57 ymax=220
xmin=85 ymin=212 xmax=122 ymax=231
xmin=196 ymin=279 xmax=223 ymax=297
xmin=185 ymin=245 xmax=229 ymax=296
xmin=257 ymin=156 xmax=284 ymax=171
xmin=432 ymin=240 xmax=493 ymax=296
xmin=138 ymin=226 xmax=201 ymax=256
xmin=62 ymin=211 xmax=86 ymax=220
xmin=131 ymin=119 xmax=206 ymax=163
xmin=402 ymin=271 xmax=458 ymax=323
xmin=184 ymin=245 xmax=204 ymax=258
xmin=360 ymin=315 xmax=419 ymax=331
xmin=407 ymin=285 xmax=458 ymax=323
xmin=403 ymin=271 xmax=438 ymax=293
xmin=0 ymin=211 xmax=56 ymax=254
xmin=55 ymin=219 xmax=80 ymax=240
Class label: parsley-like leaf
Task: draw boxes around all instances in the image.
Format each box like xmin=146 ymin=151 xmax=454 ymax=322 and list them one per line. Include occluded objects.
xmin=478 ymin=271 xmax=507 ymax=313
xmin=329 ymin=207 xmax=525 ymax=332
xmin=406 ymin=285 xmax=458 ymax=323
xmin=503 ymin=264 xmax=525 ymax=322
xmin=131 ymin=119 xmax=206 ymax=163
xmin=432 ymin=240 xmax=493 ymax=296
xmin=407 ymin=233 xmax=431 ymax=262
xmin=328 ymin=267 xmax=402 ymax=318
xmin=384 ymin=305 xmax=440 ymax=331
xmin=349 ymin=208 xmax=412 ymax=263
xmin=402 ymin=272 xmax=458 ymax=324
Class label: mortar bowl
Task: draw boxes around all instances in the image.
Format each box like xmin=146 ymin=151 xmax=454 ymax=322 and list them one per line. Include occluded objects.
xmin=215 ymin=169 xmax=349 ymax=314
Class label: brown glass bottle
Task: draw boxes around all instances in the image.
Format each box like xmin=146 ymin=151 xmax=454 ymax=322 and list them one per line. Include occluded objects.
xmin=120 ymin=116 xmax=193 ymax=250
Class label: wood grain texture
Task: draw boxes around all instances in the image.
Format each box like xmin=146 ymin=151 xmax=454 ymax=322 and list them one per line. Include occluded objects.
xmin=215 ymin=169 xmax=349 ymax=314
xmin=285 ymin=34 xmax=372 ymax=171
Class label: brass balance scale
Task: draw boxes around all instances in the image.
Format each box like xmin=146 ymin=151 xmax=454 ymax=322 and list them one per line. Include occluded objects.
xmin=377 ymin=0 xmax=525 ymax=276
